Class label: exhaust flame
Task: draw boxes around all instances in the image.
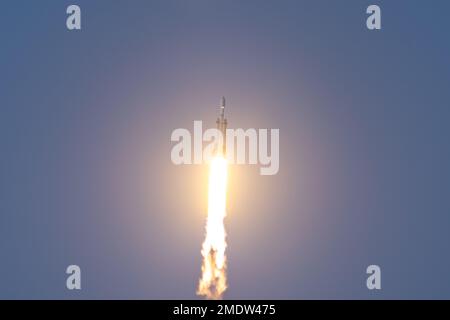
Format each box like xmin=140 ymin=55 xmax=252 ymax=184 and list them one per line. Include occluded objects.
xmin=197 ymin=156 xmax=228 ymax=299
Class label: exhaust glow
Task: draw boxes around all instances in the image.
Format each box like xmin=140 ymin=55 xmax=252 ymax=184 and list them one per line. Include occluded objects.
xmin=197 ymin=156 xmax=228 ymax=299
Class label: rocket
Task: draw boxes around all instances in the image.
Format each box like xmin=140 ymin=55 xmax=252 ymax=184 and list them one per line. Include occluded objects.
xmin=216 ymin=96 xmax=228 ymax=155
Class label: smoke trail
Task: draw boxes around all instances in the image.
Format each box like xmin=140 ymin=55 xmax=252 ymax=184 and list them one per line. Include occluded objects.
xmin=197 ymin=156 xmax=228 ymax=299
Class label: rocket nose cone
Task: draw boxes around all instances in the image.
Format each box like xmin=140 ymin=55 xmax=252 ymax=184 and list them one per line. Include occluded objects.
xmin=221 ymin=96 xmax=226 ymax=107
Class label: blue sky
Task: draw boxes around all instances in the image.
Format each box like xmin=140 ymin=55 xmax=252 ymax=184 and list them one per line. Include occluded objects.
xmin=1 ymin=0 xmax=450 ymax=299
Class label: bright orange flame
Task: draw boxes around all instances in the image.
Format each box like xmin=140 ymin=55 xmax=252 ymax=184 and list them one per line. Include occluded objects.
xmin=197 ymin=156 xmax=228 ymax=299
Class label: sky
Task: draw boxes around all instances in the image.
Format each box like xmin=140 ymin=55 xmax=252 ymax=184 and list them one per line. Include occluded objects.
xmin=1 ymin=0 xmax=450 ymax=299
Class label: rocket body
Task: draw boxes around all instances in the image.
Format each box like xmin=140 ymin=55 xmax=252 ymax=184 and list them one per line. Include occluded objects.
xmin=216 ymin=96 xmax=227 ymax=155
